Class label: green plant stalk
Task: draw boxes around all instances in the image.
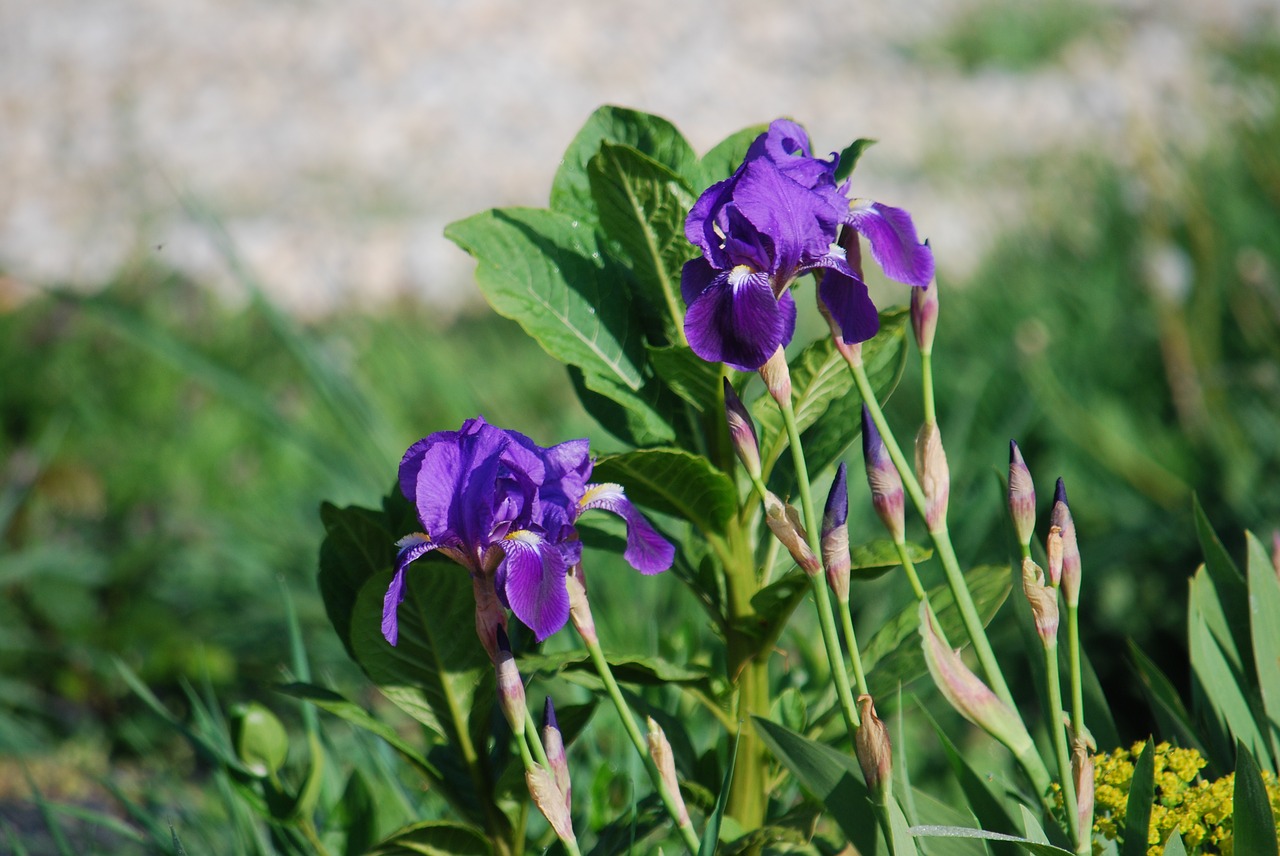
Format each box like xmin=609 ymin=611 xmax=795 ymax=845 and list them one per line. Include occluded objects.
xmin=1067 ymin=605 xmax=1085 ymax=737
xmin=778 ymin=397 xmax=862 ymax=739
xmin=1043 ymin=638 xmax=1080 ymax=853
xmin=920 ymin=350 xmax=937 ymax=427
xmin=723 ymin=516 xmax=771 ymax=829
xmin=836 ymin=598 xmax=870 ymax=697
xmin=579 ymin=631 xmax=701 ymax=852
xmin=893 ymin=538 xmax=952 ymax=649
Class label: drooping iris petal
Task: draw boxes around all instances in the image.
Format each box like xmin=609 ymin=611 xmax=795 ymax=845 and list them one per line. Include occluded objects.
xmin=846 ymin=200 xmax=934 ymax=288
xmin=818 ymin=268 xmax=881 ymax=344
xmin=683 ymin=265 xmax=797 ymax=371
xmin=579 ymin=483 xmax=675 ymax=574
xmin=500 ymin=532 xmax=573 ymax=641
xmin=382 ymin=534 xmax=437 ymax=645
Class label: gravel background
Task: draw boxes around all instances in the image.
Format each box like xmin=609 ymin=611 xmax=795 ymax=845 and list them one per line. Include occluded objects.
xmin=2 ymin=0 xmax=1275 ymax=316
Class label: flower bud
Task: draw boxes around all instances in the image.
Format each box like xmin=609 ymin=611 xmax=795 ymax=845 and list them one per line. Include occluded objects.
xmin=1071 ymin=737 xmax=1095 ymax=847
xmin=723 ymin=379 xmax=762 ymax=480
xmin=565 ymin=564 xmax=597 ymax=645
xmin=494 ymin=627 xmax=526 ymax=736
xmin=759 ymin=346 xmax=792 ymax=406
xmin=526 ymin=765 xmax=577 ymax=847
xmin=1051 ymin=479 xmax=1081 ymax=607
xmin=1007 ymin=441 xmax=1036 ymax=547
xmin=1045 ymin=525 xmax=1063 ymax=587
xmin=919 ymin=604 xmax=1032 ymax=755
xmin=822 ymin=463 xmax=852 ymax=603
xmin=855 ymin=695 xmax=892 ymax=803
xmin=862 ymin=406 xmax=904 ymax=541
xmin=542 ymin=698 xmax=570 ymax=815
xmin=647 ymin=718 xmax=690 ymax=828
xmin=910 ymin=279 xmax=938 ymax=354
xmin=1021 ymin=557 xmax=1060 ymax=644
xmin=915 ymin=422 xmax=950 ymax=532
xmin=764 ymin=491 xmax=822 ymax=577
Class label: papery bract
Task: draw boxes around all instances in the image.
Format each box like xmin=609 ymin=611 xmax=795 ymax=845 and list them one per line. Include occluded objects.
xmin=383 ymin=417 xmax=674 ymax=646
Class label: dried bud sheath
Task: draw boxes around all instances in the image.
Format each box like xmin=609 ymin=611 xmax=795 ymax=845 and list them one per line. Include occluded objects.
xmin=494 ymin=628 xmax=526 ymax=735
xmin=542 ymin=698 xmax=571 ymax=816
xmin=862 ymin=406 xmax=904 ymax=541
xmin=855 ymin=695 xmax=892 ymax=802
xmin=1021 ymin=557 xmax=1060 ymax=644
xmin=646 ymin=718 xmax=690 ymax=828
xmin=566 ymin=564 xmax=597 ymax=645
xmin=764 ymin=491 xmax=822 ymax=577
xmin=759 ymin=346 xmax=792 ymax=406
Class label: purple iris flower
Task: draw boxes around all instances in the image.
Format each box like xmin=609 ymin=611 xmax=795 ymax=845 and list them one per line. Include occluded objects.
xmin=681 ymin=119 xmax=935 ymax=370
xmin=382 ymin=417 xmax=674 ymax=646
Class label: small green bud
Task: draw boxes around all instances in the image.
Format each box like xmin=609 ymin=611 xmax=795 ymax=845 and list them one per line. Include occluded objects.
xmin=647 ymin=718 xmax=690 ymax=829
xmin=910 ymin=279 xmax=939 ymax=353
xmin=494 ymin=627 xmax=526 ymax=736
xmin=759 ymin=346 xmax=792 ymax=406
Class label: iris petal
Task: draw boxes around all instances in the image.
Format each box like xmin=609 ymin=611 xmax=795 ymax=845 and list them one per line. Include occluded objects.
xmin=684 ymin=268 xmax=794 ymax=371
xmin=846 ymin=201 xmax=934 ymax=288
xmin=579 ymin=483 xmax=675 ymax=574
xmin=818 ymin=268 xmax=881 ymax=344
xmin=382 ymin=534 xmax=438 ymax=645
xmin=500 ymin=532 xmax=571 ymax=641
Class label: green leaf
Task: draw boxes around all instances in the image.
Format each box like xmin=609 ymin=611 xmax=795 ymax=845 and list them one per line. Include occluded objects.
xmin=351 ymin=567 xmax=490 ymax=747
xmin=589 ymin=142 xmax=697 ymax=337
xmin=752 ymin=717 xmax=880 ymax=856
xmin=862 ymin=565 xmax=1012 ymax=702
xmin=1233 ymin=740 xmax=1279 ymax=856
xmin=904 ymin=788 xmax=986 ymax=856
xmin=567 ymin=365 xmax=677 ymax=446
xmin=1191 ymin=495 xmax=1250 ymax=672
xmin=1162 ymin=831 xmax=1187 ymax=855
xmin=551 ymin=106 xmax=699 ymax=224
xmin=834 ymin=138 xmax=877 ymax=182
xmin=921 ymin=705 xmax=1022 ymax=854
xmin=1246 ymin=530 xmax=1280 ymax=760
xmin=318 ymin=501 xmax=397 ymax=660
xmin=909 ymin=825 xmax=1073 ymax=855
xmin=850 ymin=539 xmax=934 ymax=581
xmin=647 ymin=344 xmax=721 ymax=412
xmin=231 ymin=702 xmax=289 ymax=778
xmin=888 ymin=798 xmax=922 ymax=856
xmin=517 ymin=649 xmax=711 ymax=687
xmin=365 ymin=821 xmax=492 ymax=856
xmin=695 ymin=124 xmax=767 ymax=192
xmin=446 ymin=207 xmax=646 ymax=386
xmin=699 ymin=730 xmax=739 ymax=856
xmin=1121 ymin=738 xmax=1154 ymax=856
xmin=592 ymin=448 xmax=738 ymax=535
xmin=744 ymin=571 xmax=811 ymax=652
xmin=1126 ymin=641 xmax=1205 ymax=760
xmin=337 ymin=770 xmax=377 ymax=856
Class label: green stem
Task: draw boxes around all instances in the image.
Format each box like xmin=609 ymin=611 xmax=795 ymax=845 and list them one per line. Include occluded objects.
xmin=723 ymin=515 xmax=770 ymax=830
xmin=1044 ymin=639 xmax=1079 ymax=853
xmin=1067 ymin=605 xmax=1085 ymax=737
xmin=514 ymin=725 xmax=582 ymax=856
xmin=920 ymin=350 xmax=936 ymax=427
xmin=836 ymin=597 xmax=870 ymax=697
xmin=579 ymin=631 xmax=700 ymax=852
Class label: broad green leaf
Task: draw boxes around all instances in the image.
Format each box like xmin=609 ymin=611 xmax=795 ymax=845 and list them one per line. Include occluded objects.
xmin=552 ymin=106 xmax=699 ymax=224
xmin=1126 ymin=642 xmax=1205 ymax=760
xmin=446 ymin=207 xmax=647 ymax=391
xmin=1017 ymin=806 xmax=1050 ymax=844
xmin=647 ymin=344 xmax=721 ymax=412
xmin=909 ymin=825 xmax=1072 ymax=856
xmin=1233 ymin=740 xmax=1279 ymax=856
xmin=745 ymin=571 xmax=810 ymax=653
xmin=567 ymin=365 xmax=676 ymax=446
xmin=850 ymin=539 xmax=934 ymax=580
xmin=1246 ymin=530 xmax=1280 ymax=759
xmin=592 ymin=448 xmax=737 ymax=535
xmin=888 ymin=798 xmax=922 ymax=856
xmin=1121 ymin=738 xmax=1154 ymax=856
xmin=1162 ymin=832 xmax=1187 ymax=855
xmin=589 ymin=142 xmax=697 ymax=337
xmin=695 ymin=124 xmax=767 ymax=192
xmin=318 ymin=501 xmax=397 ymax=659
xmin=350 ymin=567 xmax=490 ymax=748
xmin=1189 ymin=568 xmax=1272 ymax=768
xmin=834 ymin=138 xmax=877 ymax=182
xmin=230 ymin=702 xmax=288 ymax=777
xmin=752 ymin=716 xmax=880 ymax=855
xmin=1078 ymin=647 xmax=1120 ymax=753
xmin=905 ymin=788 xmax=986 ymax=856
xmin=517 ymin=649 xmax=711 ymax=687
xmin=862 ymin=565 xmax=1012 ymax=702
xmin=337 ymin=770 xmax=377 ymax=856
xmin=1191 ymin=495 xmax=1250 ymax=672
xmin=365 ymin=821 xmax=491 ymax=856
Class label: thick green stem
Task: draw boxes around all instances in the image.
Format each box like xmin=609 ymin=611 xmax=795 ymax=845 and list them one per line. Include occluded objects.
xmin=723 ymin=516 xmax=770 ymax=830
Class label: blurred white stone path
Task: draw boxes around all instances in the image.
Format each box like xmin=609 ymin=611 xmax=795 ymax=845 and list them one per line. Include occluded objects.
xmin=0 ymin=0 xmax=1273 ymax=316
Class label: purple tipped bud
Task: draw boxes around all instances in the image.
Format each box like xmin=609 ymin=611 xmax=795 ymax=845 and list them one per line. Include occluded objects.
xmin=494 ymin=627 xmax=526 ymax=735
xmin=822 ymin=464 xmax=852 ymax=603
xmin=764 ymin=491 xmax=822 ymax=577
xmin=542 ymin=698 xmax=570 ymax=815
xmin=910 ymin=279 xmax=939 ymax=353
xmin=915 ymin=422 xmax=950 ymax=532
xmin=723 ymin=379 xmax=762 ymax=479
xmin=646 ymin=718 xmax=691 ymax=829
xmin=919 ymin=604 xmax=1033 ymax=754
xmin=855 ymin=695 xmax=893 ymax=802
xmin=1071 ymin=738 xmax=1095 ymax=847
xmin=1021 ymin=557 xmax=1060 ymax=644
xmin=862 ymin=406 xmax=905 ymax=541
xmin=759 ymin=347 xmax=792 ymax=406
xmin=1007 ymin=441 xmax=1036 ymax=547
xmin=565 ymin=564 xmax=597 ymax=645
xmin=1051 ymin=479 xmax=1081 ymax=607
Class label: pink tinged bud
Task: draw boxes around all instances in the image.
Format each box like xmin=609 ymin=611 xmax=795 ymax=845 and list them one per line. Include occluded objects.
xmin=862 ymin=406 xmax=905 ymax=541
xmin=565 ymin=564 xmax=597 ymax=646
xmin=822 ymin=463 xmax=852 ymax=603
xmin=1071 ymin=738 xmax=1095 ymax=847
xmin=542 ymin=698 xmax=571 ymax=815
xmin=494 ymin=628 xmax=526 ymax=735
xmin=1051 ymin=479 xmax=1081 ymax=607
xmin=918 ymin=604 xmax=1033 ymax=755
xmin=759 ymin=346 xmax=792 ymax=406
xmin=473 ymin=574 xmax=509 ymax=662
xmin=1045 ymin=526 xmax=1063 ymax=587
xmin=854 ymin=695 xmax=893 ymax=801
xmin=1007 ymin=441 xmax=1036 ymax=547
xmin=1021 ymin=557 xmax=1060 ymax=643
xmin=646 ymin=717 xmax=690 ymax=828
xmin=910 ymin=279 xmax=939 ymax=353
xmin=723 ymin=379 xmax=762 ymax=480
xmin=526 ymin=765 xmax=577 ymax=847
xmin=764 ymin=491 xmax=822 ymax=577
xmin=915 ymin=422 xmax=950 ymax=532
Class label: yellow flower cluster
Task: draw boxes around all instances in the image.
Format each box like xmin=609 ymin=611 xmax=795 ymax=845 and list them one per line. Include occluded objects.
xmin=1090 ymin=740 xmax=1280 ymax=855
